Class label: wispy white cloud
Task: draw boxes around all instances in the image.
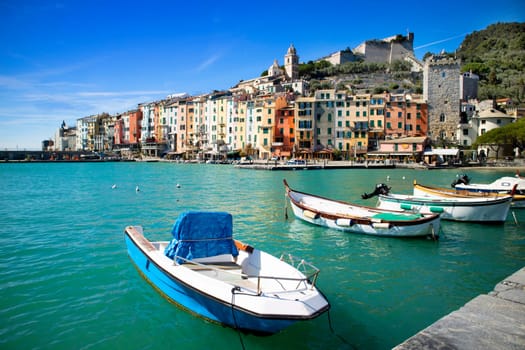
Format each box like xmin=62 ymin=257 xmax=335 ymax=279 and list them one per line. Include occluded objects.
xmin=414 ymin=33 xmax=469 ymax=51
xmin=1 ymin=47 xmax=207 ymax=148
xmin=0 ymin=75 xmax=32 ymax=89
xmin=0 ymin=85 xmax=174 ymax=149
xmin=75 ymin=90 xmax=170 ymax=98
xmin=19 ymin=89 xmax=171 ymax=113
xmin=194 ymin=54 xmax=221 ymax=72
xmin=0 ymin=58 xmax=102 ymax=90
xmin=0 ymin=63 xmax=172 ymax=149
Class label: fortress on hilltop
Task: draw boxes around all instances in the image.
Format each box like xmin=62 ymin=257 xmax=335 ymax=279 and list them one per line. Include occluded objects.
xmin=353 ymin=33 xmax=414 ymax=63
xmin=320 ymin=32 xmax=421 ymax=71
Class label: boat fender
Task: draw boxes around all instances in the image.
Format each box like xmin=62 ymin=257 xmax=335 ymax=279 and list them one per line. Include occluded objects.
xmin=234 ymin=240 xmax=254 ymax=254
xmin=335 ymin=218 xmax=353 ymax=226
xmin=303 ymin=210 xmax=320 ymax=219
xmin=429 ymin=207 xmax=444 ymax=213
xmin=400 ymin=203 xmax=412 ymax=210
xmin=372 ymin=222 xmax=391 ymax=229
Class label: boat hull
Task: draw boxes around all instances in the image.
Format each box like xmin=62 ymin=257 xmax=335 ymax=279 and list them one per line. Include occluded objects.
xmin=284 ymin=180 xmax=440 ymax=238
xmin=454 ymin=175 xmax=525 ymax=208
xmin=125 ymin=226 xmax=329 ymax=335
xmin=377 ymin=194 xmax=512 ymax=223
xmin=454 ymin=185 xmax=525 ymax=209
xmin=413 ymin=182 xmax=525 ymax=209
xmin=288 ymin=201 xmax=439 ymax=237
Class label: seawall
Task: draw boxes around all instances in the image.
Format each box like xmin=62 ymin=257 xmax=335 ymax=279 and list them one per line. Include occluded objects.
xmin=394 ymin=267 xmax=525 ymax=349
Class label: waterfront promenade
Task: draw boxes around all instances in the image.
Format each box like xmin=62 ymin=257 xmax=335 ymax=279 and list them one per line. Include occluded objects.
xmin=233 ymin=159 xmax=525 ymax=171
xmin=395 ymin=267 xmax=525 ymax=349
xmin=235 ymin=159 xmax=396 ymax=170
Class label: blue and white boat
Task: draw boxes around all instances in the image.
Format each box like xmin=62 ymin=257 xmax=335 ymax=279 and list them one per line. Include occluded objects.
xmin=453 ymin=173 xmax=525 ymax=208
xmin=124 ymin=211 xmax=330 ymax=335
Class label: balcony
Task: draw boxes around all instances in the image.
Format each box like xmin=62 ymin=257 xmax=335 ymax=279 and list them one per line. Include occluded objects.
xmin=369 ymin=127 xmax=385 ymax=133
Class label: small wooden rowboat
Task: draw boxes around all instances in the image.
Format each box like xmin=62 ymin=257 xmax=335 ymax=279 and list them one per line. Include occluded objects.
xmin=283 ymin=179 xmax=440 ymax=238
xmin=413 ymin=180 xmax=525 ymax=208
xmin=125 ymin=211 xmax=330 ymax=335
xmin=453 ymin=174 xmax=525 ymax=208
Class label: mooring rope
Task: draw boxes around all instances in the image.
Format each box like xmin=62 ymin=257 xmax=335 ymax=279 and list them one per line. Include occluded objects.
xmin=230 ymin=287 xmax=246 ymax=350
xmin=327 ymin=309 xmax=355 ymax=349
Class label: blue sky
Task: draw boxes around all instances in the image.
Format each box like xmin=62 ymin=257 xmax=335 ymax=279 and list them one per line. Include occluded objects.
xmin=1 ymin=0 xmax=524 ymax=150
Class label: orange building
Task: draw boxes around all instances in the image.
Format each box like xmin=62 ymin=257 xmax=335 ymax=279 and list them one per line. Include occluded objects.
xmin=128 ymin=109 xmax=143 ymax=144
xmin=384 ymin=93 xmax=428 ymax=138
xmin=273 ymin=101 xmax=295 ymax=158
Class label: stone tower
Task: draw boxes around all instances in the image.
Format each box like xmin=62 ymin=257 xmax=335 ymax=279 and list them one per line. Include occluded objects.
xmin=423 ymin=55 xmax=461 ymax=143
xmin=284 ymin=44 xmax=299 ymax=81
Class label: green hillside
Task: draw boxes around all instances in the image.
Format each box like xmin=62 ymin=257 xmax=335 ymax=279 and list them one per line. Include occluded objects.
xmin=294 ymin=22 xmax=525 ymax=105
xmin=457 ymin=22 xmax=525 ymax=104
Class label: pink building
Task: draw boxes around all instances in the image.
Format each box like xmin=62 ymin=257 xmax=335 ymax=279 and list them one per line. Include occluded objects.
xmin=373 ymin=136 xmax=430 ymax=162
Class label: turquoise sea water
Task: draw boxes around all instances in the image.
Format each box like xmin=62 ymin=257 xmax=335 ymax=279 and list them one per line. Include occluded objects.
xmin=1 ymin=163 xmax=524 ymax=350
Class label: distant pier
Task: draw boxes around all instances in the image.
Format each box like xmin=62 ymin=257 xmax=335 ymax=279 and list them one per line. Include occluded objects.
xmin=235 ymin=160 xmax=396 ymax=170
xmin=394 ymin=267 xmax=525 ymax=349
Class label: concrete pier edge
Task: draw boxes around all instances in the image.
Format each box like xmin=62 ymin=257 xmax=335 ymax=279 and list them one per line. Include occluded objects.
xmin=394 ymin=267 xmax=525 ymax=349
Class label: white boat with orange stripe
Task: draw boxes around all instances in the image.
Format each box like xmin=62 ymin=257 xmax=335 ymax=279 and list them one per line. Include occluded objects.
xmin=452 ymin=172 xmax=525 ymax=208
xmin=413 ymin=180 xmax=525 ymax=208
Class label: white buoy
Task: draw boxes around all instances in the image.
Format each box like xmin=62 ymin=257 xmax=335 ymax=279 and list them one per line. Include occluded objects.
xmin=111 ymin=184 xmax=117 ymax=189
xmin=402 ymin=176 xmax=406 ymax=180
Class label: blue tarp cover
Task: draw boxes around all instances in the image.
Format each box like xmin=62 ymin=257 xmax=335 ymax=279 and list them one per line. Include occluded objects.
xmin=164 ymin=211 xmax=239 ymax=264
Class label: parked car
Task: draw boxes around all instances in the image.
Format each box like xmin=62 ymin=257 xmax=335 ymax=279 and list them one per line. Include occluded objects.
xmin=287 ymin=158 xmax=306 ymax=165
xmin=239 ymin=156 xmax=253 ymax=165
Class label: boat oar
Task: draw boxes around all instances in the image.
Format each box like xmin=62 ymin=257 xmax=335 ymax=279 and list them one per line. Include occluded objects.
xmin=284 ymin=193 xmax=288 ymax=220
xmin=509 ymin=185 xmax=519 ymax=225
xmin=282 ymin=180 xmax=290 ymax=220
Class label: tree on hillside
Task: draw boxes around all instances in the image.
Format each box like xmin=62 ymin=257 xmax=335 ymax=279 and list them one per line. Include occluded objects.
xmin=506 ymin=118 xmax=525 ymax=154
xmin=390 ymin=60 xmax=411 ymax=72
xmin=474 ymin=127 xmax=507 ymax=159
xmin=473 ymin=118 xmax=525 ymax=158
xmin=457 ymin=22 xmax=525 ymax=103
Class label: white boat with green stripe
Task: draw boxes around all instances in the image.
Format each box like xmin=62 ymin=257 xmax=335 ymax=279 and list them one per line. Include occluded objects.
xmin=284 ymin=180 xmax=441 ymax=239
xmin=376 ymin=192 xmax=513 ymax=223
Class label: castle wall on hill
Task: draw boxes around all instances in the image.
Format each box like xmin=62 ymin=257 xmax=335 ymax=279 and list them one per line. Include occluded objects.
xmin=322 ymin=50 xmax=359 ymax=65
xmin=353 ymin=33 xmax=414 ymax=64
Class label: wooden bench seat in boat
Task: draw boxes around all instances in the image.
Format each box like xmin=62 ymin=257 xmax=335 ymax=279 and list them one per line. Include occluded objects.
xmin=183 ymin=261 xmax=241 ymax=271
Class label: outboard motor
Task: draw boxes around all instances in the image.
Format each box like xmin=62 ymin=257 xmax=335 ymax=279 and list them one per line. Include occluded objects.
xmin=451 ymin=174 xmax=470 ymax=188
xmin=362 ymin=183 xmax=391 ymax=199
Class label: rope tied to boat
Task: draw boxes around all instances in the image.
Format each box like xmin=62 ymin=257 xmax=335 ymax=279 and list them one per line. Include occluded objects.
xmin=327 ymin=310 xmax=354 ymax=348
xmin=174 ymin=236 xmax=234 ymax=242
xmin=230 ymin=287 xmax=246 ymax=350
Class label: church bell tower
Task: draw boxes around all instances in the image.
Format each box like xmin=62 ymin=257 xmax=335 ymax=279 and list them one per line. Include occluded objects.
xmin=284 ymin=44 xmax=299 ymax=81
